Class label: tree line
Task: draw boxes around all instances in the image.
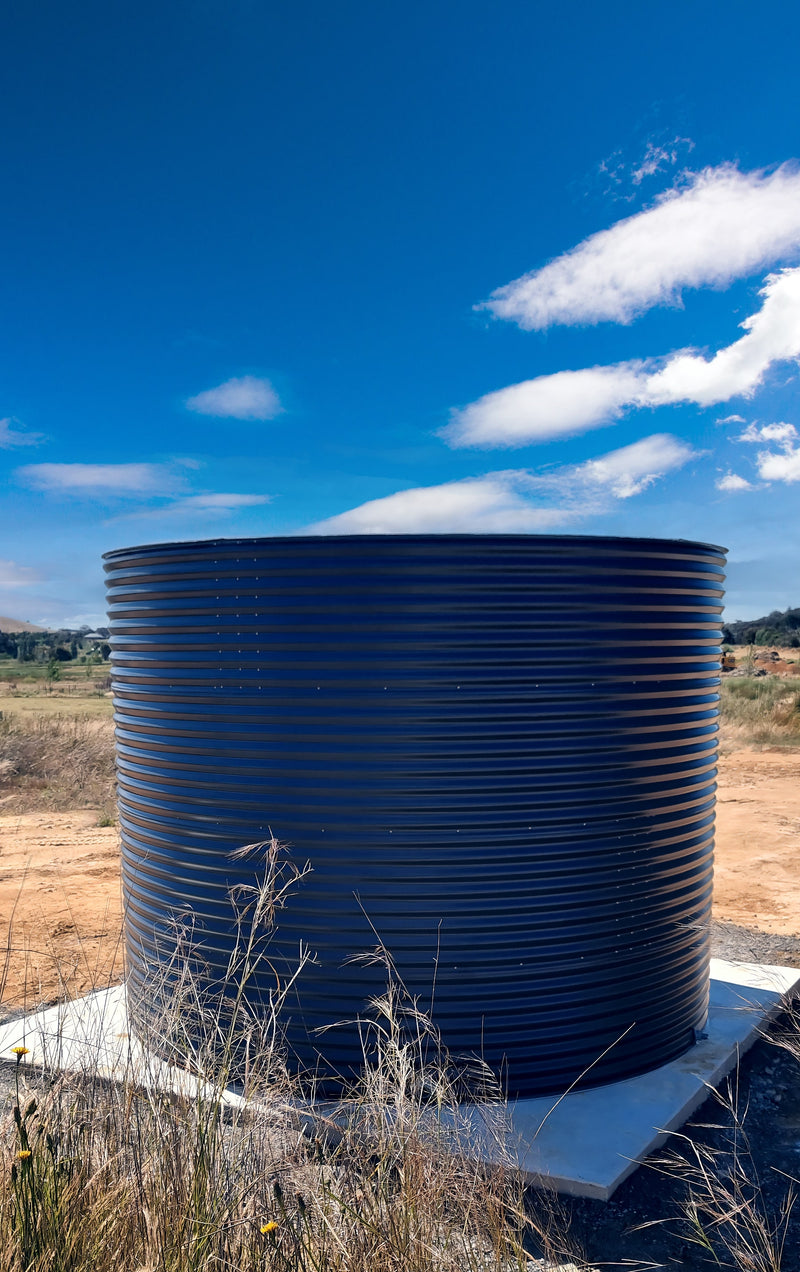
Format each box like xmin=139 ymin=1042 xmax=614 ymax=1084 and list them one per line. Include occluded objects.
xmin=722 ymin=606 xmax=800 ymax=647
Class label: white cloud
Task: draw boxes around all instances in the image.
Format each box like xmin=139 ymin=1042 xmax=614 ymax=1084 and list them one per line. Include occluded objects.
xmin=18 ymin=463 xmax=179 ymax=495
xmin=443 ymin=365 xmax=644 ymax=447
xmin=0 ymin=418 xmax=43 ymax=448
xmin=716 ymin=472 xmax=754 ymax=492
xmin=645 ymin=268 xmax=800 ymax=406
xmin=756 ymin=446 xmax=800 ymax=483
xmin=307 ymin=474 xmax=570 ymax=535
xmin=716 ymin=414 xmax=746 ymax=425
xmin=307 ymin=434 xmax=695 ymax=534
xmin=482 ymin=162 xmax=800 ymax=329
xmin=568 ymin=434 xmax=697 ymax=498
xmin=0 ymin=560 xmax=40 ymax=587
xmin=738 ymin=421 xmax=798 ymax=444
xmin=186 ymin=375 xmax=283 ymax=420
xmin=751 ymin=423 xmax=800 ymax=483
xmin=719 ymin=420 xmax=800 ymax=484
xmin=449 ymin=269 xmax=800 ymax=448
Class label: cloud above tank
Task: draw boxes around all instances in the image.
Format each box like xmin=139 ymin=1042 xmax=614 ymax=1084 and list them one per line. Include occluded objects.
xmin=307 ymin=433 xmax=697 ymax=534
xmin=445 ymin=268 xmax=800 ymax=447
xmin=480 ymin=162 xmax=800 ymax=330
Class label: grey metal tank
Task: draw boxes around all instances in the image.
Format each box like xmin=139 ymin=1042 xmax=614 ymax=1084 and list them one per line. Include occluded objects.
xmin=105 ymin=533 xmax=726 ymax=1097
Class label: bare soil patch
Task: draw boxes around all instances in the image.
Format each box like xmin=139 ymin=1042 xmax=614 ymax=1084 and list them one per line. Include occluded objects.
xmin=0 ymin=810 xmax=122 ymax=1007
xmin=714 ymin=747 xmax=800 ymax=939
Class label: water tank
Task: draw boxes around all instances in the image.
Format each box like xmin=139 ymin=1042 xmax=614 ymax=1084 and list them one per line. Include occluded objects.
xmin=105 ymin=534 xmax=726 ymax=1097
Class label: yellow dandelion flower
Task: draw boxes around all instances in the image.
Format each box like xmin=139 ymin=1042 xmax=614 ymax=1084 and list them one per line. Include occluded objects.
xmin=11 ymin=1046 xmax=29 ymax=1057
xmin=260 ymin=1220 xmax=279 ymax=1234
xmin=16 ymin=1150 xmax=32 ymax=1160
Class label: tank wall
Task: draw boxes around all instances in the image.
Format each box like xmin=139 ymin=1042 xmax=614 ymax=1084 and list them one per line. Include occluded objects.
xmin=105 ymin=534 xmax=726 ymax=1097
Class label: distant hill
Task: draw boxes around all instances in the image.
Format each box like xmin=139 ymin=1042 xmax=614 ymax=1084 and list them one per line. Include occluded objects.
xmin=723 ymin=607 xmax=800 ymax=646
xmin=0 ymin=616 xmax=46 ymax=634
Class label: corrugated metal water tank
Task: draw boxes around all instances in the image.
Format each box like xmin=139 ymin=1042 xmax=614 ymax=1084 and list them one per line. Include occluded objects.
xmin=105 ymin=534 xmax=726 ymax=1098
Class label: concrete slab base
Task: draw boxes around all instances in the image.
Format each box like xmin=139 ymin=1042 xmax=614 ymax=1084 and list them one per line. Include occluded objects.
xmin=0 ymin=957 xmax=796 ymax=1200
xmin=460 ymin=958 xmax=800 ymax=1199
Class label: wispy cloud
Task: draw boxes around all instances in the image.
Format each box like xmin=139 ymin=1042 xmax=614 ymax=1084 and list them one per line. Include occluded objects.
xmin=716 ymin=413 xmax=747 ymax=425
xmin=307 ymin=474 xmax=569 ymax=534
xmin=118 ymin=492 xmax=272 ymax=520
xmin=0 ymin=559 xmax=41 ymax=587
xmin=18 ymin=462 xmax=180 ymax=495
xmin=482 ymin=162 xmax=800 ymax=329
xmin=447 ymin=269 xmax=800 ymax=447
xmin=0 ymin=418 xmax=44 ymax=448
xmin=186 ymin=375 xmax=283 ymax=420
xmin=738 ymin=421 xmax=798 ymax=444
xmin=566 ymin=433 xmax=697 ymax=498
xmin=307 ymin=434 xmax=696 ymax=534
xmin=595 ymin=136 xmax=694 ymax=200
xmin=167 ymin=493 xmax=270 ymax=512
xmin=631 ymin=138 xmax=694 ymax=186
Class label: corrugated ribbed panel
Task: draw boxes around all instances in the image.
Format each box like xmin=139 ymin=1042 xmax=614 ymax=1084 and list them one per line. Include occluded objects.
xmin=104 ymin=534 xmax=726 ymax=1097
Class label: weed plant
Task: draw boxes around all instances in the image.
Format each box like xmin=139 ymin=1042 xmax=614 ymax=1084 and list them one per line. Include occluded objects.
xmin=639 ymin=1069 xmax=797 ymax=1272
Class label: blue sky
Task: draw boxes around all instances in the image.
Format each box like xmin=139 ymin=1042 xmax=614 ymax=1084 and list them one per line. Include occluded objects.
xmin=2 ymin=0 xmax=799 ymax=626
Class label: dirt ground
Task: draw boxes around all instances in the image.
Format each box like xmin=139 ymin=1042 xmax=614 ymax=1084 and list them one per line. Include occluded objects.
xmin=0 ymin=810 xmax=122 ymax=1006
xmin=715 ymin=748 xmax=800 ymax=939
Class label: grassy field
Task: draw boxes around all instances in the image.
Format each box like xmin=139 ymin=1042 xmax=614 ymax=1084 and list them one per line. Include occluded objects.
xmin=0 ymin=656 xmax=112 ymax=719
xmin=0 ymin=693 xmax=112 ymax=718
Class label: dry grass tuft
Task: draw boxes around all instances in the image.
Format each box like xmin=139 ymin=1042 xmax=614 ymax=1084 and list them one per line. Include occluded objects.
xmin=0 ymin=713 xmax=116 ymax=818
xmin=718 ymin=677 xmax=800 ymax=750
xmin=0 ymin=840 xmax=573 ymax=1272
xmin=637 ymin=1070 xmax=797 ymax=1272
